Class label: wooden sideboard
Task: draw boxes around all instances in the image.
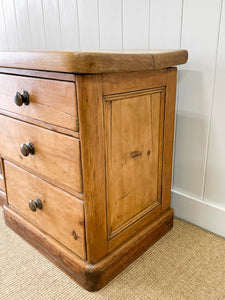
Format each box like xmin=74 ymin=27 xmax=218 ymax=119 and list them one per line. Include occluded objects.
xmin=0 ymin=50 xmax=188 ymax=291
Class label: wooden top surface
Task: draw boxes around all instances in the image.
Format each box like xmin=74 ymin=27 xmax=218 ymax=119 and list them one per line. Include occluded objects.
xmin=0 ymin=50 xmax=188 ymax=73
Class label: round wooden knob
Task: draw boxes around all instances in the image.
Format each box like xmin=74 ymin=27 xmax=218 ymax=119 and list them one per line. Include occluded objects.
xmin=20 ymin=142 xmax=35 ymax=157
xmin=14 ymin=91 xmax=29 ymax=106
xmin=29 ymin=199 xmax=42 ymax=212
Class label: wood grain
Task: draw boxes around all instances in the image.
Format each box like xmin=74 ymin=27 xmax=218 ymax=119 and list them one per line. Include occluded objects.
xmin=76 ymin=74 xmax=107 ymax=263
xmin=0 ymin=50 xmax=188 ymax=73
xmin=76 ymin=68 xmax=178 ymax=262
xmin=103 ymin=69 xmax=167 ymax=95
xmin=0 ymin=73 xmax=78 ymax=131
xmin=162 ymin=68 xmax=177 ymax=211
xmin=3 ymin=204 xmax=89 ymax=288
xmin=0 ymin=49 xmax=187 ymax=291
xmin=94 ymin=208 xmax=173 ymax=291
xmin=0 ymin=115 xmax=82 ymax=194
xmin=0 ymin=174 xmax=4 ymax=191
xmin=0 ymin=67 xmax=76 ymax=81
xmin=0 ymin=155 xmax=5 ymax=192
xmin=4 ymin=203 xmax=173 ymax=291
xmin=0 ymin=155 xmax=6 ymax=206
xmin=104 ymin=88 xmax=165 ymax=239
xmin=107 ymin=206 xmax=161 ymax=252
xmin=0 ymin=190 xmax=6 ymax=206
xmin=0 ymin=109 xmax=79 ymax=138
xmin=4 ymin=161 xmax=86 ymax=259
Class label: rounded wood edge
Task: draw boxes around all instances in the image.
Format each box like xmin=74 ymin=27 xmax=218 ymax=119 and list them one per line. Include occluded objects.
xmin=3 ymin=204 xmax=173 ymax=292
xmin=0 ymin=50 xmax=188 ymax=73
xmin=84 ymin=209 xmax=174 ymax=291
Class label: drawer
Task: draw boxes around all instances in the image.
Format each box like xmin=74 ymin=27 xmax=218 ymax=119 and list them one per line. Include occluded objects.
xmin=0 ymin=73 xmax=78 ymax=131
xmin=0 ymin=114 xmax=82 ymax=193
xmin=5 ymin=161 xmax=86 ymax=259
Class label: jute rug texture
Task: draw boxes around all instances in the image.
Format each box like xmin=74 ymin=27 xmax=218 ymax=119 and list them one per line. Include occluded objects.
xmin=0 ymin=208 xmax=225 ymax=300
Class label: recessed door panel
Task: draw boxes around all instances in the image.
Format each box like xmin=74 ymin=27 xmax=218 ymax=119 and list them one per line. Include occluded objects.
xmin=104 ymin=88 xmax=165 ymax=239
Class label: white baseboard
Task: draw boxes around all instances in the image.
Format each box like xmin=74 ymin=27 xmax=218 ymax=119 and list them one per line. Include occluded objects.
xmin=171 ymin=189 xmax=225 ymax=238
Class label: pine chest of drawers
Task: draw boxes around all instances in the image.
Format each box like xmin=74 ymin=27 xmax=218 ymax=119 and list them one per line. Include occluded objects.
xmin=0 ymin=50 xmax=188 ymax=291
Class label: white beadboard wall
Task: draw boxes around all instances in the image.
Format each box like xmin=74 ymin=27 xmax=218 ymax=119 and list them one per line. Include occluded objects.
xmin=0 ymin=0 xmax=224 ymax=237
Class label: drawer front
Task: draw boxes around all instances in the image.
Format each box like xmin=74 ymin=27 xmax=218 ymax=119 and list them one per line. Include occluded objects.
xmin=0 ymin=114 xmax=82 ymax=193
xmin=5 ymin=161 xmax=86 ymax=259
xmin=0 ymin=74 xmax=78 ymax=131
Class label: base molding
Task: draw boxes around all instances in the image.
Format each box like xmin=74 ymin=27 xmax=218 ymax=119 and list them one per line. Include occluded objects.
xmin=4 ymin=204 xmax=173 ymax=291
xmin=171 ymin=189 xmax=225 ymax=237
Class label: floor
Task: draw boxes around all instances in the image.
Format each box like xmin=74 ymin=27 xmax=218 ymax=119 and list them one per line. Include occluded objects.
xmin=0 ymin=207 xmax=225 ymax=300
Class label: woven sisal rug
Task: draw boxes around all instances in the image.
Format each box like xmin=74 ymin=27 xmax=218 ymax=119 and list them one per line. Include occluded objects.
xmin=0 ymin=207 xmax=225 ymax=300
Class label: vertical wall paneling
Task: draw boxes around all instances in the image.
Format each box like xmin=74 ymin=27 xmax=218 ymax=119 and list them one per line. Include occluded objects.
xmin=77 ymin=0 xmax=99 ymax=50
xmin=123 ymin=0 xmax=149 ymax=49
xmin=0 ymin=0 xmax=8 ymax=50
xmin=14 ymin=0 xmax=32 ymax=50
xmin=2 ymin=0 xmax=20 ymax=50
xmin=42 ymin=0 xmax=62 ymax=50
xmin=172 ymin=189 xmax=225 ymax=237
xmin=149 ymin=0 xmax=184 ymax=188
xmin=58 ymin=0 xmax=80 ymax=50
xmin=204 ymin=1 xmax=225 ymax=209
xmin=98 ymin=0 xmax=122 ymax=50
xmin=149 ymin=0 xmax=183 ymax=49
xmin=173 ymin=0 xmax=222 ymax=198
xmin=27 ymin=0 xmax=46 ymax=50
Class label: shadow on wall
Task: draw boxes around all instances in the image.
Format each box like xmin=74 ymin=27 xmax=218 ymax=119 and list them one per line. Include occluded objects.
xmin=173 ymin=70 xmax=208 ymax=198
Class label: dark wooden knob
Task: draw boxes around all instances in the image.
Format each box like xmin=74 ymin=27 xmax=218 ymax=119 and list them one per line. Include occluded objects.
xmin=20 ymin=142 xmax=35 ymax=157
xmin=14 ymin=91 xmax=29 ymax=106
xmin=29 ymin=199 xmax=42 ymax=212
